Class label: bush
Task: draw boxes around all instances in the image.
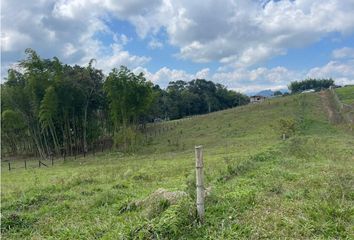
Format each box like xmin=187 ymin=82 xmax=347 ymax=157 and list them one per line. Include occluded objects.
xmin=113 ymin=126 xmax=142 ymax=151
xmin=278 ymin=118 xmax=297 ymax=137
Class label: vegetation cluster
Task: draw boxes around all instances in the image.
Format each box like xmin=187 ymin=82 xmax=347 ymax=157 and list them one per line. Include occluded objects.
xmin=288 ymin=78 xmax=334 ymax=93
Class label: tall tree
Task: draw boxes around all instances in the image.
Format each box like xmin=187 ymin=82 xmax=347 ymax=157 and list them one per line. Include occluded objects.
xmin=104 ymin=66 xmax=153 ymax=149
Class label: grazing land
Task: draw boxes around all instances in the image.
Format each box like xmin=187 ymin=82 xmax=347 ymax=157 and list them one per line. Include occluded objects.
xmin=2 ymin=91 xmax=354 ymax=239
xmin=336 ymin=86 xmax=354 ymax=105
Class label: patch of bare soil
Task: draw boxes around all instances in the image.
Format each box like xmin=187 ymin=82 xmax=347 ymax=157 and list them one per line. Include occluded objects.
xmin=319 ymin=91 xmax=342 ymax=124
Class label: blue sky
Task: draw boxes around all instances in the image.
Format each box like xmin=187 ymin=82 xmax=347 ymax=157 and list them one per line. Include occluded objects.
xmin=2 ymin=0 xmax=354 ymax=93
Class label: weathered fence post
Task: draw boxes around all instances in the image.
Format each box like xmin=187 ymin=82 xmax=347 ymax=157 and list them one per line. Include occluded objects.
xmin=282 ymin=133 xmax=286 ymax=140
xmin=24 ymin=159 xmax=27 ymax=169
xmin=195 ymin=145 xmax=205 ymax=223
xmin=50 ymin=152 xmax=54 ymax=166
xmin=8 ymin=162 xmax=11 ymax=171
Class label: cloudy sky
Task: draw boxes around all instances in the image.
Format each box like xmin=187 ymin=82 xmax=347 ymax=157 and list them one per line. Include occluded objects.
xmin=1 ymin=0 xmax=354 ymax=93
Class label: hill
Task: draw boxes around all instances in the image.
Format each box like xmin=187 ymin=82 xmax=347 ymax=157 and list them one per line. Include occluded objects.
xmin=255 ymin=89 xmax=274 ymax=97
xmin=1 ymin=91 xmax=354 ymax=239
xmin=250 ymin=88 xmax=288 ymax=97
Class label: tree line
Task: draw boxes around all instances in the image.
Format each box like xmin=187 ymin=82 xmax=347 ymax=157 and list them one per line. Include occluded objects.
xmin=288 ymin=78 xmax=334 ymax=93
xmin=1 ymin=49 xmax=249 ymax=158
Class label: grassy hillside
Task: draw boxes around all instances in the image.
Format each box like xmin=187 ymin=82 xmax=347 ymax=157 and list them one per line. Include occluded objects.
xmin=335 ymin=86 xmax=354 ymax=105
xmin=1 ymin=92 xmax=354 ymax=239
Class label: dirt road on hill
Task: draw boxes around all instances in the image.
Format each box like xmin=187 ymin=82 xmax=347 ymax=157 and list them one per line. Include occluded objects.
xmin=319 ymin=90 xmax=342 ymax=124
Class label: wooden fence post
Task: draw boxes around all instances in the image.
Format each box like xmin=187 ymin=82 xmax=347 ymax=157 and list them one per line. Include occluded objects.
xmin=282 ymin=133 xmax=286 ymax=140
xmin=195 ymin=145 xmax=205 ymax=223
xmin=8 ymin=162 xmax=11 ymax=171
xmin=24 ymin=159 xmax=27 ymax=169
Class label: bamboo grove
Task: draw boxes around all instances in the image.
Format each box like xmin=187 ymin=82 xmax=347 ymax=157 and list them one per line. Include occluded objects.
xmin=1 ymin=49 xmax=250 ymax=158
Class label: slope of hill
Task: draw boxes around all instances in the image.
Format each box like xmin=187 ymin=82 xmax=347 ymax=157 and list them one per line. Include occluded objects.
xmin=2 ymin=92 xmax=354 ymax=239
xmin=335 ymin=86 xmax=354 ymax=105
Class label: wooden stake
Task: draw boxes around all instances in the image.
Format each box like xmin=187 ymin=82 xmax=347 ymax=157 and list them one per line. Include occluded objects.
xmin=195 ymin=145 xmax=205 ymax=223
xmin=282 ymin=133 xmax=286 ymax=140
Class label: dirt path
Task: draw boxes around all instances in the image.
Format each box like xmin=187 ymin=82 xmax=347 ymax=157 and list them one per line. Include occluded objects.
xmin=319 ymin=90 xmax=342 ymax=124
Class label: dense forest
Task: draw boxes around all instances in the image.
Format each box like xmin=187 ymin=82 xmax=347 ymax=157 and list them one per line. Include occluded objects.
xmin=1 ymin=49 xmax=249 ymax=158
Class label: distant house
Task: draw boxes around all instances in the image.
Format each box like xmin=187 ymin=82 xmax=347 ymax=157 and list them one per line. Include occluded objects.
xmin=250 ymin=95 xmax=266 ymax=103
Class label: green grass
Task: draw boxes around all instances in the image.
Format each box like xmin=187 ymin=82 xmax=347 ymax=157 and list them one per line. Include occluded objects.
xmin=2 ymin=93 xmax=354 ymax=239
xmin=335 ymin=86 xmax=354 ymax=105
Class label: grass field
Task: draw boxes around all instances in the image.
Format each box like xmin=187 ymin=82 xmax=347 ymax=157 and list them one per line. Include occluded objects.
xmin=335 ymin=86 xmax=354 ymax=105
xmin=1 ymin=92 xmax=354 ymax=239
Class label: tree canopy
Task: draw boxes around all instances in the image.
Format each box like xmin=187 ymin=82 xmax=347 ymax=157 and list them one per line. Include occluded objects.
xmin=289 ymin=78 xmax=334 ymax=93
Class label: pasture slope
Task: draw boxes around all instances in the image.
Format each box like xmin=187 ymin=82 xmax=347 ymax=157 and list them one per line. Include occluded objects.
xmin=1 ymin=90 xmax=354 ymax=239
xmin=335 ymin=85 xmax=354 ymax=105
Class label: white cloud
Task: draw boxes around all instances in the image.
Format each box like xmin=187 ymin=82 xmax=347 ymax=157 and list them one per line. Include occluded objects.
xmin=133 ymin=65 xmax=299 ymax=93
xmin=332 ymin=47 xmax=354 ymax=59
xmin=2 ymin=0 xmax=354 ymax=90
xmin=135 ymin=58 xmax=354 ymax=94
xmin=3 ymin=0 xmax=354 ymax=66
xmin=134 ymin=66 xmax=195 ymax=87
xmin=195 ymin=68 xmax=210 ymax=79
xmin=148 ymin=39 xmax=163 ymax=49
xmin=1 ymin=31 xmax=32 ymax=52
xmin=123 ymin=0 xmax=354 ymax=67
xmin=211 ymin=66 xmax=300 ymax=92
xmin=307 ymin=60 xmax=354 ymax=85
xmin=1 ymin=0 xmax=151 ymax=77
xmin=95 ymin=44 xmax=151 ymax=73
